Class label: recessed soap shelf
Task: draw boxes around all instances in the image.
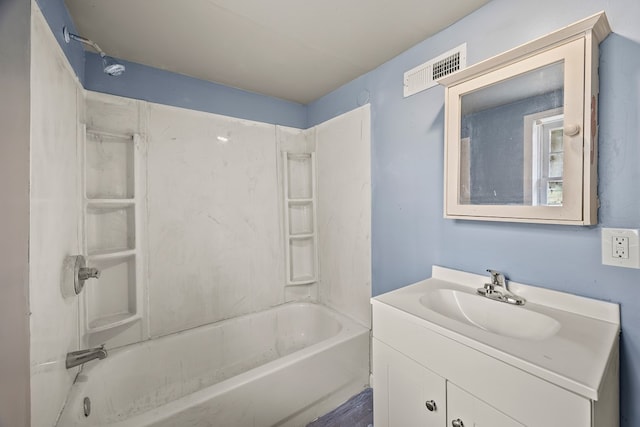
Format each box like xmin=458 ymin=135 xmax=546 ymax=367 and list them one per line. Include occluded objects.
xmin=88 ymin=313 xmax=142 ymax=333
xmin=289 ymin=237 xmax=316 ymax=284
xmin=81 ymin=126 xmax=145 ymax=336
xmin=288 ymin=201 xmax=314 ymax=235
xmin=283 ymin=152 xmax=318 ymax=285
xmin=286 ymin=153 xmax=314 ymax=200
xmin=86 ymin=205 xmax=135 ymax=254
xmin=86 ymin=199 xmax=135 ymax=207
xmin=85 ymin=130 xmax=135 ymax=199
xmin=85 ymin=254 xmax=138 ymax=332
xmin=88 ymin=248 xmax=136 ymax=260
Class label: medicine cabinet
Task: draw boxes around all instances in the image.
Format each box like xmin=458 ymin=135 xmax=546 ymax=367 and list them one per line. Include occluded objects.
xmin=439 ymin=12 xmax=610 ymax=225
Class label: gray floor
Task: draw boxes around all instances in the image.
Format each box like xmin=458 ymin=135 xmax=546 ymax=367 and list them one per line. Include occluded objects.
xmin=306 ymin=388 xmax=373 ymax=427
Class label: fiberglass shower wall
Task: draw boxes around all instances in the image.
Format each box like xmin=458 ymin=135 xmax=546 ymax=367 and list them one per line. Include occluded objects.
xmin=277 ymin=105 xmax=372 ymax=328
xmin=316 ymin=106 xmax=372 ymax=328
xmin=146 ymin=104 xmax=285 ymax=338
xmin=78 ymin=93 xmax=372 ymax=346
xmin=29 ymin=7 xmax=82 ymax=427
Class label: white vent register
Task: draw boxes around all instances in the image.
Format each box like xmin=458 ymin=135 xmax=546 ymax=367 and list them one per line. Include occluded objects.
xmin=403 ymin=43 xmax=467 ymax=97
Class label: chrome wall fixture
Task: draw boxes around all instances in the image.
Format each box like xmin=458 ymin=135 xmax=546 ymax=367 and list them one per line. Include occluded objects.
xmin=65 ymin=345 xmax=107 ymax=369
xmin=71 ymin=255 xmax=100 ymax=295
xmin=62 ymin=26 xmax=126 ymax=76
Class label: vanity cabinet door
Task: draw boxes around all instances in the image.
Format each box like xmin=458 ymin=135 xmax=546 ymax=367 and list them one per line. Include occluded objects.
xmin=447 ymin=382 xmax=524 ymax=427
xmin=373 ymin=339 xmax=446 ymax=427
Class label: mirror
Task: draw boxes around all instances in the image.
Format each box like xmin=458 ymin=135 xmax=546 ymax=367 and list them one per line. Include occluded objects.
xmin=458 ymin=61 xmax=565 ymax=207
xmin=440 ymin=12 xmax=608 ymax=225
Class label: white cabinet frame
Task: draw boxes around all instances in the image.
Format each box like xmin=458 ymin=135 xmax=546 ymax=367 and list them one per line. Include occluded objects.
xmin=439 ymin=12 xmax=611 ymax=225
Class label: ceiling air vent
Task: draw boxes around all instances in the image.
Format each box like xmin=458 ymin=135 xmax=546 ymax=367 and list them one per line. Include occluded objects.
xmin=403 ymin=43 xmax=467 ymax=98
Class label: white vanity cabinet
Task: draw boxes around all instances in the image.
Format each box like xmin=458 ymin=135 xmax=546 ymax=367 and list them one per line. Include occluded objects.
xmin=373 ymin=339 xmax=446 ymax=426
xmin=373 ymin=338 xmax=526 ymax=427
xmin=439 ymin=12 xmax=610 ymax=225
xmin=372 ymin=266 xmax=620 ymax=427
xmin=446 ymin=383 xmax=523 ymax=427
xmin=374 ymin=339 xmax=523 ymax=427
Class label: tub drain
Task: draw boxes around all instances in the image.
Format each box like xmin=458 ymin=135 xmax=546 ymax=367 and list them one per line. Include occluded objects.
xmin=83 ymin=397 xmax=91 ymax=417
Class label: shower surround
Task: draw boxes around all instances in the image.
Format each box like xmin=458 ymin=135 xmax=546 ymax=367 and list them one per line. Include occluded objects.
xmin=78 ymin=92 xmax=371 ymax=346
xmin=29 ymin=4 xmax=371 ymax=425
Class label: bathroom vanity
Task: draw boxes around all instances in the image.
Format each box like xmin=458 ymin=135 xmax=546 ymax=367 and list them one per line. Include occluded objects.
xmin=372 ymin=266 xmax=619 ymax=427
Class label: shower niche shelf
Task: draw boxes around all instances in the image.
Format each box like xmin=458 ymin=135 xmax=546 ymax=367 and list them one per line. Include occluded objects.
xmin=81 ymin=127 xmax=145 ymax=335
xmin=86 ymin=204 xmax=135 ymax=255
xmin=283 ymin=152 xmax=318 ymax=285
xmin=86 ymin=254 xmax=141 ymax=332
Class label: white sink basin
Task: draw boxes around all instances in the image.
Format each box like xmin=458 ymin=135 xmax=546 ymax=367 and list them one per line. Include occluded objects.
xmin=419 ymin=289 xmax=561 ymax=340
xmin=372 ymin=266 xmax=621 ymax=400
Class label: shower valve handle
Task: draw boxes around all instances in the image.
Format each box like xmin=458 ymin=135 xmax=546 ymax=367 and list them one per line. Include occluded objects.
xmin=70 ymin=255 xmax=101 ymax=295
xmin=78 ymin=267 xmax=100 ymax=281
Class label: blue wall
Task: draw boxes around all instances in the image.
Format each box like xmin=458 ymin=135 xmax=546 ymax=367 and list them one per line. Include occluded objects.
xmin=36 ymin=0 xmax=306 ymax=128
xmin=83 ymin=52 xmax=306 ymax=128
xmin=35 ymin=0 xmax=84 ymax=82
xmin=38 ymin=0 xmax=640 ymax=424
xmin=308 ymin=1 xmax=640 ymax=425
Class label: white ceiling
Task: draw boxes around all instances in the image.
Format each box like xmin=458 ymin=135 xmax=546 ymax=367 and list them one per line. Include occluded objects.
xmin=64 ymin=0 xmax=491 ymax=104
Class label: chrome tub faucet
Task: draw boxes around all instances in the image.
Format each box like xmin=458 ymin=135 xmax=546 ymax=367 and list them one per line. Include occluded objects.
xmin=66 ymin=345 xmax=108 ymax=369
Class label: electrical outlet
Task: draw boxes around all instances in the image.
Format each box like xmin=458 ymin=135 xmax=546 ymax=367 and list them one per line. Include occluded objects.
xmin=602 ymin=228 xmax=640 ymax=268
xmin=612 ymin=236 xmax=629 ymax=259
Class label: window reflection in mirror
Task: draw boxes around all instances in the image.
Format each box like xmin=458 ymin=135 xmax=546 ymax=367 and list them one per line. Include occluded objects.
xmin=459 ymin=61 xmax=565 ymax=207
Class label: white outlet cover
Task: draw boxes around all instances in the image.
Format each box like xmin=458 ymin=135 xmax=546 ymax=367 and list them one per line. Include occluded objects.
xmin=601 ymin=228 xmax=640 ymax=268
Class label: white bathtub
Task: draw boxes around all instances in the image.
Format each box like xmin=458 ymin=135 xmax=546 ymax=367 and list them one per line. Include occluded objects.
xmin=57 ymin=302 xmax=370 ymax=427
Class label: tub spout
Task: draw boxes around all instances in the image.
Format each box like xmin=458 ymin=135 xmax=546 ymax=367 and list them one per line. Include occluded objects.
xmin=66 ymin=345 xmax=107 ymax=369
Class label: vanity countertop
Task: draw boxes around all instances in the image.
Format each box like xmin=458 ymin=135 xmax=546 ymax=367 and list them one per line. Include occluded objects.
xmin=372 ymin=266 xmax=620 ymax=400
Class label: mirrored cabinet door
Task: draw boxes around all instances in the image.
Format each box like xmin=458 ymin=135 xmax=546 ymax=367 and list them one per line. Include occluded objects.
xmin=446 ymin=38 xmax=585 ymax=222
xmin=439 ymin=7 xmax=613 ymax=225
xmin=459 ymin=61 xmax=566 ymax=208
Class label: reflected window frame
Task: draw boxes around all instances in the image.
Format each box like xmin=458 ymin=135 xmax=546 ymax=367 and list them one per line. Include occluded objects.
xmin=523 ymin=108 xmax=563 ymax=206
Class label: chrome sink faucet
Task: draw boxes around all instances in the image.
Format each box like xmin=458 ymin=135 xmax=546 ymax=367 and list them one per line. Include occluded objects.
xmin=66 ymin=345 xmax=108 ymax=369
xmin=477 ymin=269 xmax=525 ymax=306
xmin=486 ymin=269 xmax=506 ymax=291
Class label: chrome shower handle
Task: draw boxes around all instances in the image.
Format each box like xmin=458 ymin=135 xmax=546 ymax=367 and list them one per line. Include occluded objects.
xmin=78 ymin=267 xmax=100 ymax=281
xmin=71 ymin=255 xmax=100 ymax=295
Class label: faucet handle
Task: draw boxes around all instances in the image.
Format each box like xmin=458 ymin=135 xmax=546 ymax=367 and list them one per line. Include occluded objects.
xmin=78 ymin=267 xmax=100 ymax=281
xmin=70 ymin=255 xmax=101 ymax=296
xmin=486 ymin=269 xmax=506 ymax=287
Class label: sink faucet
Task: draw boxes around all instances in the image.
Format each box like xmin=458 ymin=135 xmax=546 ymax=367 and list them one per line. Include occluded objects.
xmin=477 ymin=269 xmax=525 ymax=306
xmin=486 ymin=269 xmax=506 ymax=291
xmin=66 ymin=345 xmax=107 ymax=369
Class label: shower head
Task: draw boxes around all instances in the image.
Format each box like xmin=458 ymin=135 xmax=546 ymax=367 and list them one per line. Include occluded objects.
xmin=63 ymin=27 xmax=125 ymax=77
xmin=101 ymin=54 xmax=126 ymax=77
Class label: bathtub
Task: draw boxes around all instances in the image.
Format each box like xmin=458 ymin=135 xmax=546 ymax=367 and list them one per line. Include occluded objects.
xmin=56 ymin=302 xmax=370 ymax=427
